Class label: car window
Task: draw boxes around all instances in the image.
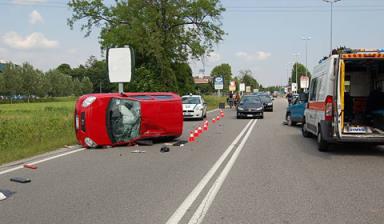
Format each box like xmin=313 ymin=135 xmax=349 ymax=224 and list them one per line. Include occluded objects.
xmin=240 ymin=96 xmax=260 ymax=104
xmin=108 ymin=98 xmax=141 ymax=143
xmin=131 ymin=95 xmax=152 ymax=100
xmin=182 ymin=97 xmax=201 ymax=104
xmin=152 ymin=95 xmax=173 ymax=100
xmin=309 ymin=78 xmax=318 ymax=101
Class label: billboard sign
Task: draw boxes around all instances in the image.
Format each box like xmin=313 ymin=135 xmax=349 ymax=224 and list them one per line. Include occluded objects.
xmin=229 ymin=81 xmax=236 ymax=91
xmin=239 ymin=83 xmax=245 ymax=92
xmin=300 ymin=76 xmax=310 ymax=89
xmin=246 ymin=86 xmax=251 ymax=93
xmin=214 ymin=76 xmax=224 ymax=90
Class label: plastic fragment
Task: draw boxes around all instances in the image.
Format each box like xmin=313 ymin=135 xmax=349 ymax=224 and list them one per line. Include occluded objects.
xmin=160 ymin=146 xmax=170 ymax=153
xmin=131 ymin=150 xmax=146 ymax=153
xmin=10 ymin=177 xmax=31 ymax=183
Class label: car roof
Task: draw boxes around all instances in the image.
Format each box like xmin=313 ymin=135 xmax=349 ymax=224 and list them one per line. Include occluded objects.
xmin=182 ymin=95 xmax=201 ymax=98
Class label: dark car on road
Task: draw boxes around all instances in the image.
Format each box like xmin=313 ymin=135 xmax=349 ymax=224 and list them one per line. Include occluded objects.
xmin=258 ymin=94 xmax=273 ymax=112
xmin=236 ymin=95 xmax=264 ymax=119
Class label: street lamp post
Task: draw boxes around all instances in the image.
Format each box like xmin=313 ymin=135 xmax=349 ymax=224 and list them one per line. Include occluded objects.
xmin=322 ymin=0 xmax=341 ymax=52
xmin=301 ymin=36 xmax=311 ymax=92
xmin=293 ymin=53 xmax=300 ymax=93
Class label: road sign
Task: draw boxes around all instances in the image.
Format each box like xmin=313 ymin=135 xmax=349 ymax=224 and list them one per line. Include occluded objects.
xmin=239 ymin=83 xmax=245 ymax=92
xmin=300 ymin=76 xmax=310 ymax=89
xmin=229 ymin=81 xmax=236 ymax=91
xmin=107 ymin=47 xmax=134 ymax=83
xmin=291 ymin=83 xmax=297 ymax=92
xmin=246 ymin=86 xmax=251 ymax=93
xmin=214 ymin=76 xmax=224 ymax=90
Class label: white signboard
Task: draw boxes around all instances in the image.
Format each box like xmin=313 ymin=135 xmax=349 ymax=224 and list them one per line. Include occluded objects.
xmin=300 ymin=76 xmax=310 ymax=89
xmin=229 ymin=81 xmax=236 ymax=91
xmin=108 ymin=47 xmax=134 ymax=83
xmin=214 ymin=76 xmax=224 ymax=90
xmin=239 ymin=83 xmax=245 ymax=92
xmin=246 ymin=86 xmax=251 ymax=93
xmin=253 ymin=89 xmax=259 ymax=93
xmin=291 ymin=83 xmax=297 ymax=92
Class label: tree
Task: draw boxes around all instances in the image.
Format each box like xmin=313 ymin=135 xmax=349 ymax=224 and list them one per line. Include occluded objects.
xmin=45 ymin=70 xmax=74 ymax=97
xmin=73 ymin=78 xmax=82 ymax=96
xmin=56 ymin=64 xmax=72 ymax=75
xmin=80 ymin=77 xmax=93 ymax=94
xmin=19 ymin=63 xmax=44 ymax=101
xmin=210 ymin=63 xmax=233 ymax=93
xmin=2 ymin=63 xmax=22 ymax=96
xmin=0 ymin=73 xmax=5 ymax=94
xmin=67 ymin=0 xmax=225 ymax=93
xmin=239 ymin=70 xmax=259 ymax=91
xmin=172 ymin=63 xmax=195 ymax=95
xmin=291 ymin=63 xmax=311 ymax=92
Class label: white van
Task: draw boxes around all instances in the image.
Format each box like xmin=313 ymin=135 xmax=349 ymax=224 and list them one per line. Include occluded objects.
xmin=302 ymin=49 xmax=384 ymax=151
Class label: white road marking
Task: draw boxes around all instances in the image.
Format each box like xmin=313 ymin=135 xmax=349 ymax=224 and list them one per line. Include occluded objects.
xmin=166 ymin=119 xmax=255 ymax=224
xmin=0 ymin=148 xmax=84 ymax=176
xmin=188 ymin=119 xmax=258 ymax=224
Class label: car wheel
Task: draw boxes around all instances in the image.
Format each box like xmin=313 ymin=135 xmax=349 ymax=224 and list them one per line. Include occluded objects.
xmin=287 ymin=114 xmax=295 ymax=126
xmin=302 ymin=123 xmax=311 ymax=138
xmin=317 ymin=127 xmax=329 ymax=152
xmin=260 ymin=113 xmax=264 ymax=119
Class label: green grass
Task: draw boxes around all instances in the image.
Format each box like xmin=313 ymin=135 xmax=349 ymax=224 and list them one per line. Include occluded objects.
xmin=203 ymin=95 xmax=227 ymax=111
xmin=0 ymin=100 xmax=77 ymax=165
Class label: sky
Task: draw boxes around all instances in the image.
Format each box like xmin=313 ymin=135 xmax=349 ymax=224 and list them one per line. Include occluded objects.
xmin=0 ymin=0 xmax=383 ymax=87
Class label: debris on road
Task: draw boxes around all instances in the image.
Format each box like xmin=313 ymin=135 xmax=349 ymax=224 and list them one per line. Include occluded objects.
xmin=135 ymin=139 xmax=154 ymax=146
xmin=0 ymin=189 xmax=15 ymax=201
xmin=173 ymin=140 xmax=188 ymax=146
xmin=160 ymin=146 xmax=170 ymax=153
xmin=0 ymin=192 xmax=6 ymax=201
xmin=131 ymin=150 xmax=146 ymax=153
xmin=23 ymin=164 xmax=37 ymax=170
xmin=10 ymin=177 xmax=31 ymax=184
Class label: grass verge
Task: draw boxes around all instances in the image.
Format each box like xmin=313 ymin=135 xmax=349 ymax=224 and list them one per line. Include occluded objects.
xmin=203 ymin=95 xmax=227 ymax=111
xmin=0 ymin=100 xmax=77 ymax=165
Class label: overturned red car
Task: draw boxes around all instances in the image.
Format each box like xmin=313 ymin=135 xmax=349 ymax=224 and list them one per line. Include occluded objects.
xmin=74 ymin=92 xmax=183 ymax=148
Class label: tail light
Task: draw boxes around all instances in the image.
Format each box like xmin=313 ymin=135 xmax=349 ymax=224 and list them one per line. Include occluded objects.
xmin=325 ymin=95 xmax=333 ymax=121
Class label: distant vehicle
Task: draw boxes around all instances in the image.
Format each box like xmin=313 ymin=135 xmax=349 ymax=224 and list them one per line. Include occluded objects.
xmin=302 ymin=48 xmax=384 ymax=151
xmin=74 ymin=92 xmax=183 ymax=148
xmin=237 ymin=95 xmax=264 ymax=119
xmin=258 ymin=94 xmax=273 ymax=111
xmin=286 ymin=93 xmax=308 ymax=126
xmin=181 ymin=94 xmax=207 ymax=120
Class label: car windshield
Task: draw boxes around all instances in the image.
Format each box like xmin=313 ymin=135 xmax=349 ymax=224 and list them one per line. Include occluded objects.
xmin=182 ymin=97 xmax=201 ymax=104
xmin=259 ymin=95 xmax=272 ymax=103
xmin=240 ymin=96 xmax=261 ymax=104
xmin=107 ymin=98 xmax=141 ymax=143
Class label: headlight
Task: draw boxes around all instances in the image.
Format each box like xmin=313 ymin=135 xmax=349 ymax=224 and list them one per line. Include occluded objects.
xmin=268 ymin=103 xmax=273 ymax=105
xmin=195 ymin=105 xmax=202 ymax=111
xmin=75 ymin=114 xmax=79 ymax=130
xmin=84 ymin=137 xmax=97 ymax=148
xmin=257 ymin=107 xmax=263 ymax=110
xmin=238 ymin=107 xmax=244 ymax=111
xmin=82 ymin=96 xmax=96 ymax=108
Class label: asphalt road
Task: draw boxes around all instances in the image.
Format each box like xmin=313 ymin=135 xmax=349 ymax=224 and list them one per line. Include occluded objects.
xmin=1 ymin=98 xmax=384 ymax=224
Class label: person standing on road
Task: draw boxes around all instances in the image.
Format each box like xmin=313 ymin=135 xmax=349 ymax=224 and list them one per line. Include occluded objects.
xmin=228 ymin=92 xmax=234 ymax=108
xmin=235 ymin=92 xmax=240 ymax=107
xmin=286 ymin=91 xmax=293 ymax=105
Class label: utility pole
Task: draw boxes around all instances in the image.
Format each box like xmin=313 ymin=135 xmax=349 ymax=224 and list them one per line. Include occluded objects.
xmin=322 ymin=0 xmax=341 ymax=52
xmin=292 ymin=53 xmax=300 ymax=93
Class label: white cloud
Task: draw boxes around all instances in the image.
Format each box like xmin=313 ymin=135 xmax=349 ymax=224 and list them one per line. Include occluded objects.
xmin=207 ymin=52 xmax=221 ymax=63
xmin=12 ymin=0 xmax=45 ymax=5
xmin=2 ymin=32 xmax=59 ymax=50
xmin=235 ymin=51 xmax=272 ymax=61
xmin=29 ymin=10 xmax=44 ymax=24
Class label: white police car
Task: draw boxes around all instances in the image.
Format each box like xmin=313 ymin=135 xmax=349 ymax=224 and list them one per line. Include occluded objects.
xmin=182 ymin=94 xmax=207 ymax=120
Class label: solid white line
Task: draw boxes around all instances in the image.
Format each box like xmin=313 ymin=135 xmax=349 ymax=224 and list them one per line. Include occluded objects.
xmin=188 ymin=119 xmax=258 ymax=224
xmin=0 ymin=148 xmax=84 ymax=176
xmin=166 ymin=119 xmax=255 ymax=224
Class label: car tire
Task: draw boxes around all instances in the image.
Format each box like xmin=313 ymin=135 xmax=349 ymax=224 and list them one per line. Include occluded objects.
xmin=317 ymin=127 xmax=329 ymax=152
xmin=286 ymin=114 xmax=295 ymax=126
xmin=302 ymin=123 xmax=311 ymax=138
xmin=260 ymin=113 xmax=264 ymax=119
xmin=204 ymin=111 xmax=207 ymax=118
